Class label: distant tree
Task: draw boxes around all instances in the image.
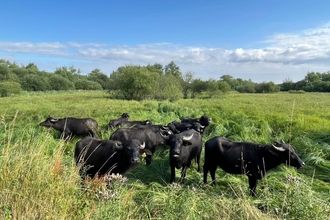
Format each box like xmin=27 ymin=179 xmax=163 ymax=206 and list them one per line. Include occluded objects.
xmin=321 ymin=72 xmax=330 ymax=81
xmin=255 ymin=82 xmax=279 ymax=93
xmin=87 ymin=69 xmax=109 ymax=89
xmin=165 ymin=61 xmax=182 ymax=79
xmin=305 ymin=72 xmax=321 ymax=83
xmin=54 ymin=66 xmax=80 ymax=82
xmin=21 ymin=74 xmax=50 ymax=91
xmin=182 ymin=71 xmax=194 ymax=98
xmin=48 ymin=74 xmax=75 ymax=90
xmin=25 ymin=63 xmax=39 ymax=72
xmin=217 ymin=81 xmax=231 ymax=93
xmin=0 ymin=81 xmax=21 ymax=97
xmin=147 ymin=63 xmax=163 ymax=75
xmin=75 ymin=79 xmax=103 ymax=90
xmin=190 ymin=79 xmax=208 ymax=98
xmin=281 ymin=78 xmax=295 ymax=91
xmin=205 ymin=79 xmax=220 ymax=98
xmin=109 ymin=65 xmax=159 ymax=100
xmin=154 ymin=74 xmax=183 ymax=101
xmin=294 ymin=80 xmax=307 ymax=91
xmin=220 ymin=75 xmax=237 ymax=90
xmin=236 ymin=80 xmax=256 ymax=93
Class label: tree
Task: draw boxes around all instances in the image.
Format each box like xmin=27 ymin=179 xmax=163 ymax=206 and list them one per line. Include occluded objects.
xmin=21 ymin=74 xmax=50 ymax=91
xmin=217 ymin=81 xmax=231 ymax=93
xmin=109 ymin=65 xmax=159 ymax=100
xmin=255 ymin=82 xmax=279 ymax=93
xmin=54 ymin=66 xmax=80 ymax=82
xmin=182 ymin=71 xmax=194 ymax=99
xmin=281 ymin=78 xmax=295 ymax=91
xmin=48 ymin=74 xmax=75 ymax=91
xmin=154 ymin=74 xmax=183 ymax=101
xmin=164 ymin=61 xmax=182 ymax=79
xmin=75 ymin=79 xmax=103 ymax=90
xmin=190 ymin=79 xmax=208 ymax=98
xmin=0 ymin=81 xmax=21 ymax=97
xmin=305 ymin=72 xmax=321 ymax=83
xmin=87 ymin=69 xmax=109 ymax=89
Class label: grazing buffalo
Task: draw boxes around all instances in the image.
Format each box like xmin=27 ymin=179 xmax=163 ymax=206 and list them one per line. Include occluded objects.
xmin=108 ymin=113 xmax=152 ymax=129
xmin=75 ymin=137 xmax=151 ymax=179
xmin=162 ymin=129 xmax=202 ymax=183
xmin=203 ymin=137 xmax=305 ymax=196
xmin=167 ymin=121 xmax=203 ymax=134
xmin=119 ymin=120 xmax=153 ymax=128
xmin=108 ymin=113 xmax=130 ymax=129
xmin=39 ymin=117 xmax=98 ymax=140
xmin=110 ymin=127 xmax=171 ymax=165
xmin=181 ymin=115 xmax=212 ymax=134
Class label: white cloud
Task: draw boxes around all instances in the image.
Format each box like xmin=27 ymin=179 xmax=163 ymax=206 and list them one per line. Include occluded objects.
xmin=1 ymin=23 xmax=330 ymax=83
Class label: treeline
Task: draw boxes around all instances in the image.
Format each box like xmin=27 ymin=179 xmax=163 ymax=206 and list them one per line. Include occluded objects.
xmin=0 ymin=59 xmax=329 ymax=99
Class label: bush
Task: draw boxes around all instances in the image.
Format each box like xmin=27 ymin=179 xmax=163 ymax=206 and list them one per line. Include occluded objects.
xmin=0 ymin=81 xmax=21 ymax=97
xmin=288 ymin=90 xmax=305 ymax=94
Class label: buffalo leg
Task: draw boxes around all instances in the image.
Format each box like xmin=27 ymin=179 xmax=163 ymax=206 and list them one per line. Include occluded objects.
xmin=209 ymin=166 xmax=217 ymax=185
xmin=248 ymin=176 xmax=258 ymax=197
xmin=196 ymin=154 xmax=201 ymax=172
xmin=145 ymin=155 xmax=152 ymax=165
xmin=179 ymin=166 xmax=187 ymax=183
xmin=170 ymin=165 xmax=176 ymax=183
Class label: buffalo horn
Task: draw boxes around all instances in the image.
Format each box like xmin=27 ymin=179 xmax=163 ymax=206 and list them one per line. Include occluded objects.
xmin=272 ymin=144 xmax=286 ymax=152
xmin=139 ymin=142 xmax=146 ymax=149
xmin=182 ymin=133 xmax=194 ymax=141
xmin=115 ymin=143 xmax=124 ymax=150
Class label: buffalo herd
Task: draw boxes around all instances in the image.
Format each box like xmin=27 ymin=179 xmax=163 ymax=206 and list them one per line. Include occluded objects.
xmin=39 ymin=113 xmax=304 ymax=196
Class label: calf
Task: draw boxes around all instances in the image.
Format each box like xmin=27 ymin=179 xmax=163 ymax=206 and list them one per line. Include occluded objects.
xmin=39 ymin=117 xmax=98 ymax=140
xmin=74 ymin=137 xmax=151 ymax=179
xmin=203 ymin=137 xmax=305 ymax=196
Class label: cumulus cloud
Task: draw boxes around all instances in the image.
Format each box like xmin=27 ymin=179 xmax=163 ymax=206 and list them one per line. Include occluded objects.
xmin=0 ymin=23 xmax=330 ymax=83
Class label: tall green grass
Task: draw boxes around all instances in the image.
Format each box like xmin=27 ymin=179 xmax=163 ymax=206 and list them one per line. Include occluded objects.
xmin=1 ymin=91 xmax=330 ymax=219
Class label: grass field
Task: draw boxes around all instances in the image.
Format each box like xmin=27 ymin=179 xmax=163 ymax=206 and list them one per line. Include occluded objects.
xmin=1 ymin=90 xmax=330 ymax=219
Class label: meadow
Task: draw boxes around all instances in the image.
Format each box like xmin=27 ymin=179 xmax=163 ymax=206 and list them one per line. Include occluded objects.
xmin=0 ymin=90 xmax=330 ymax=219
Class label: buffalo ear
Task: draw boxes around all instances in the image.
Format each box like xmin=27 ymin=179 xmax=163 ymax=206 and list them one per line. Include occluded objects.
xmin=141 ymin=149 xmax=152 ymax=155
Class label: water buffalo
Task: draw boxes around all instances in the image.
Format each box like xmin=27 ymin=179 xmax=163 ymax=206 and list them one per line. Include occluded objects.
xmin=108 ymin=113 xmax=130 ymax=129
xmin=75 ymin=137 xmax=151 ymax=179
xmin=108 ymin=113 xmax=152 ymax=129
xmin=110 ymin=127 xmax=171 ymax=165
xmin=181 ymin=115 xmax=212 ymax=134
xmin=167 ymin=121 xmax=203 ymax=134
xmin=39 ymin=117 xmax=98 ymax=140
xmin=203 ymin=137 xmax=305 ymax=196
xmin=162 ymin=129 xmax=202 ymax=183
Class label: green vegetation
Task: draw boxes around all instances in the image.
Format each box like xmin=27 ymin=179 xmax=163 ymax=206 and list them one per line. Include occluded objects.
xmin=1 ymin=91 xmax=330 ymax=219
xmin=2 ymin=59 xmax=330 ymax=101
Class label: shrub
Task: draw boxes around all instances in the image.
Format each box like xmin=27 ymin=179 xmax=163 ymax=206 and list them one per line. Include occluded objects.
xmin=0 ymin=81 xmax=21 ymax=97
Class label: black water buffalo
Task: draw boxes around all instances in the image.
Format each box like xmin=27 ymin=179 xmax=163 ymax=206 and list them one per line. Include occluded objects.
xmin=203 ymin=137 xmax=305 ymax=196
xmin=74 ymin=137 xmax=151 ymax=179
xmin=108 ymin=113 xmax=152 ymax=129
xmin=110 ymin=127 xmax=171 ymax=165
xmin=181 ymin=115 xmax=212 ymax=134
xmin=108 ymin=113 xmax=130 ymax=129
xmin=119 ymin=120 xmax=153 ymax=128
xmin=162 ymin=129 xmax=202 ymax=183
xmin=39 ymin=117 xmax=98 ymax=140
xmin=167 ymin=121 xmax=203 ymax=134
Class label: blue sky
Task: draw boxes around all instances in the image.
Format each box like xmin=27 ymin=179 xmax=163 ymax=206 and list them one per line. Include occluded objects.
xmin=1 ymin=0 xmax=330 ymax=83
